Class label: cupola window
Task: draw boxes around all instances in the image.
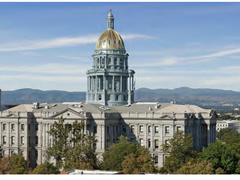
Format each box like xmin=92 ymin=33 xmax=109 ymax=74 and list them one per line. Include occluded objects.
xmin=114 ymin=40 xmax=116 ymax=44
xmin=109 ymin=40 xmax=111 ymax=45
xmin=99 ymin=41 xmax=101 ymax=46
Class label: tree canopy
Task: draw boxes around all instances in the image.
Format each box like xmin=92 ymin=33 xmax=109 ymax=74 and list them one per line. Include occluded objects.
xmin=47 ymin=117 xmax=98 ymax=170
xmin=161 ymin=130 xmax=197 ymax=173
xmin=101 ymin=135 xmax=155 ymax=173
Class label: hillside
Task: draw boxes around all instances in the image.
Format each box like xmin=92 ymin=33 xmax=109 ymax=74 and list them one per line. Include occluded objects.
xmin=1 ymin=87 xmax=240 ymax=111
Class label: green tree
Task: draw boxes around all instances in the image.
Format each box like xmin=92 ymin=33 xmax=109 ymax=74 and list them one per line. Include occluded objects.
xmin=122 ymin=146 xmax=155 ymax=174
xmin=199 ymin=140 xmax=238 ymax=174
xmin=101 ymin=135 xmax=155 ymax=173
xmin=176 ymin=160 xmax=214 ymax=174
xmin=31 ymin=162 xmax=60 ymax=174
xmin=161 ymin=131 xmax=198 ymax=173
xmin=0 ymin=154 xmax=27 ymax=174
xmin=47 ymin=117 xmax=98 ymax=170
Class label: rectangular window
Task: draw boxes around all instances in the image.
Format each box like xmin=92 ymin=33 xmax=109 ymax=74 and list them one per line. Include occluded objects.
xmin=28 ymin=124 xmax=31 ymax=131
xmin=107 ymin=126 xmax=109 ymax=134
xmin=35 ymin=136 xmax=38 ymax=145
xmin=28 ymin=136 xmax=31 ymax=145
xmin=11 ymin=124 xmax=15 ymax=131
xmin=165 ymin=140 xmax=169 ymax=147
xmin=131 ymin=125 xmax=135 ymax=133
xmin=94 ymin=126 xmax=97 ymax=134
xmin=3 ymin=136 xmax=6 ymax=144
xmin=148 ymin=126 xmax=152 ymax=133
xmin=21 ymin=124 xmax=24 ymax=131
xmin=3 ymin=124 xmax=6 ymax=132
xmin=155 ymin=126 xmax=159 ymax=133
xmin=155 ymin=139 xmax=159 ymax=149
xmin=35 ymin=124 xmax=38 ymax=131
xmin=148 ymin=139 xmax=151 ymax=148
xmin=139 ymin=125 xmax=143 ymax=133
xmin=122 ymin=125 xmax=126 ymax=133
xmin=155 ymin=156 xmax=158 ymax=164
xmin=20 ymin=136 xmax=25 ymax=145
xmin=11 ymin=136 xmax=15 ymax=145
xmin=165 ymin=126 xmax=170 ymax=134
xmin=139 ymin=139 xmax=144 ymax=146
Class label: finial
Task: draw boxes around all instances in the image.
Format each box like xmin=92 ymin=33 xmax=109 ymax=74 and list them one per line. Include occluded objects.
xmin=107 ymin=9 xmax=114 ymax=29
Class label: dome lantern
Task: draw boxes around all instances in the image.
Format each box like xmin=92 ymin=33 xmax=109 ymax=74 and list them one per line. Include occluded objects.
xmin=107 ymin=9 xmax=114 ymax=29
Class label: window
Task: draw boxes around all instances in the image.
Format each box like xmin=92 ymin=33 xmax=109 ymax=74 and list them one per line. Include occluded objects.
xmin=28 ymin=136 xmax=30 ymax=145
xmin=35 ymin=136 xmax=38 ymax=145
xmin=2 ymin=124 xmax=6 ymax=132
xmin=107 ymin=126 xmax=109 ymax=134
xmin=109 ymin=40 xmax=111 ymax=45
xmin=11 ymin=124 xmax=15 ymax=131
xmin=165 ymin=140 xmax=169 ymax=147
xmin=11 ymin=136 xmax=15 ymax=145
xmin=154 ymin=139 xmax=159 ymax=149
xmin=3 ymin=136 xmax=6 ymax=144
xmin=21 ymin=124 xmax=24 ymax=131
xmin=28 ymin=124 xmax=31 ymax=131
xmin=94 ymin=126 xmax=97 ymax=134
xmin=11 ymin=151 xmax=14 ymax=156
xmin=177 ymin=126 xmax=181 ymax=131
xmin=131 ymin=125 xmax=135 ymax=133
xmin=122 ymin=125 xmax=126 ymax=133
xmin=155 ymin=126 xmax=159 ymax=133
xmin=20 ymin=136 xmax=24 ymax=145
xmin=155 ymin=156 xmax=158 ymax=164
xmin=35 ymin=124 xmax=38 ymax=131
xmin=148 ymin=126 xmax=152 ymax=133
xmin=35 ymin=150 xmax=38 ymax=160
xmin=148 ymin=139 xmax=151 ymax=148
xmin=165 ymin=126 xmax=170 ymax=134
xmin=139 ymin=139 xmax=144 ymax=146
xmin=139 ymin=125 xmax=144 ymax=133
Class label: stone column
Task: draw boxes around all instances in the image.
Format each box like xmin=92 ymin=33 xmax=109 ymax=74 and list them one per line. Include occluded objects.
xmin=112 ymin=76 xmax=115 ymax=92
xmin=120 ymin=76 xmax=122 ymax=91
xmin=207 ymin=124 xmax=210 ymax=144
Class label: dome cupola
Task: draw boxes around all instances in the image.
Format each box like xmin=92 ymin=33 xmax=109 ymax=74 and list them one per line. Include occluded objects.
xmin=95 ymin=9 xmax=125 ymax=53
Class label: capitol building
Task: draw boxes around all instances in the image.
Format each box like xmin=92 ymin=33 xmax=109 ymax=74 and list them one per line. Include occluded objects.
xmin=0 ymin=10 xmax=217 ymax=169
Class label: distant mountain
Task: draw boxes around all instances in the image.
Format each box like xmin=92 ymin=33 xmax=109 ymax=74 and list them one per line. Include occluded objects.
xmin=1 ymin=88 xmax=86 ymax=104
xmin=135 ymin=87 xmax=240 ymax=104
xmin=1 ymin=87 xmax=240 ymax=110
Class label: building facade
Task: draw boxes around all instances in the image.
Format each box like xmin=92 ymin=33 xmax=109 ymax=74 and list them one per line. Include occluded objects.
xmin=0 ymin=10 xmax=217 ymax=169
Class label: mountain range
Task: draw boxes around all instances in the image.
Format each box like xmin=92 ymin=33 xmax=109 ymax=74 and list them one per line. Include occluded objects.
xmin=1 ymin=87 xmax=240 ymax=110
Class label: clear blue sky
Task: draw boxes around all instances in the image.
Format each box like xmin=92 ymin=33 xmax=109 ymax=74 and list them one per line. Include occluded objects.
xmin=0 ymin=2 xmax=240 ymax=92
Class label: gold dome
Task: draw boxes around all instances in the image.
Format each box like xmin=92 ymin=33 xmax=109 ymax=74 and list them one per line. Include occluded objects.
xmin=95 ymin=29 xmax=125 ymax=50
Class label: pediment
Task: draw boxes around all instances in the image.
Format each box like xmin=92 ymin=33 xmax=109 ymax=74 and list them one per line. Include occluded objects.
xmin=49 ymin=108 xmax=86 ymax=119
xmin=159 ymin=114 xmax=174 ymax=119
xmin=6 ymin=113 xmax=19 ymax=117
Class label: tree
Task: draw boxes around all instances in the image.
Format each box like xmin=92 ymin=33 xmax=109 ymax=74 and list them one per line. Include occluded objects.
xmin=161 ymin=130 xmax=198 ymax=173
xmin=101 ymin=135 xmax=155 ymax=173
xmin=31 ymin=162 xmax=59 ymax=174
xmin=176 ymin=160 xmax=214 ymax=174
xmin=0 ymin=154 xmax=27 ymax=174
xmin=46 ymin=117 xmax=98 ymax=170
xmin=122 ymin=146 xmax=155 ymax=174
xmin=199 ymin=140 xmax=238 ymax=174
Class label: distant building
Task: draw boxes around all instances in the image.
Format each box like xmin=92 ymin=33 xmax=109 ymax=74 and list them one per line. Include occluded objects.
xmin=0 ymin=10 xmax=217 ymax=169
xmin=216 ymin=120 xmax=240 ymax=133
